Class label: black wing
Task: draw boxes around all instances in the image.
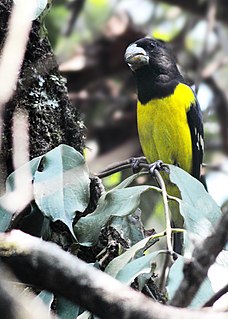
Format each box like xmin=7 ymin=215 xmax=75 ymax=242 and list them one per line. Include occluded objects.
xmin=187 ymin=96 xmax=204 ymax=181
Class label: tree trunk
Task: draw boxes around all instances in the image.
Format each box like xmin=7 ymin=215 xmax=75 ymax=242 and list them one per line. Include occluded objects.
xmin=0 ymin=0 xmax=84 ymax=179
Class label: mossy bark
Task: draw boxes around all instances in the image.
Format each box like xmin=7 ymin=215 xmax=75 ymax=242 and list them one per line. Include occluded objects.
xmin=0 ymin=1 xmax=84 ymax=177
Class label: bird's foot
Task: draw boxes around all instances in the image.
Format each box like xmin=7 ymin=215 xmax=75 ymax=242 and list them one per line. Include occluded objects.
xmin=130 ymin=156 xmax=147 ymax=173
xmin=149 ymin=160 xmax=164 ymax=176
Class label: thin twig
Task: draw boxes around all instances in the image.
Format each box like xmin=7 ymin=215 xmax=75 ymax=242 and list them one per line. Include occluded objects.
xmin=159 ymin=251 xmax=172 ymax=292
xmin=153 ymin=169 xmax=174 ymax=291
xmin=171 ymin=228 xmax=185 ymax=234
xmin=96 ymin=157 xmax=147 ymax=178
xmin=202 ymin=163 xmax=228 ymax=175
xmin=143 ymin=284 xmax=157 ymax=301
xmin=202 ymin=163 xmax=220 ymax=170
xmin=64 ymin=0 xmax=85 ymax=36
xmin=97 ymin=163 xmax=132 ymax=178
xmin=203 ymin=283 xmax=228 ymax=307
xmin=154 ymin=170 xmax=173 ymax=253
xmin=195 ymin=0 xmax=217 ymax=92
xmin=201 ymin=56 xmax=228 ymax=79
xmin=145 ymin=229 xmax=185 ymax=247
xmin=97 ymin=159 xmax=182 ymax=252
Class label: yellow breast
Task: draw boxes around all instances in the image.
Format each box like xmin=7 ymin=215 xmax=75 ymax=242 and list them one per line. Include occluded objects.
xmin=137 ymin=83 xmax=196 ymax=174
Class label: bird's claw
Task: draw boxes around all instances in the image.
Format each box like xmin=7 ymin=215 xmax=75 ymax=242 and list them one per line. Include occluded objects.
xmin=130 ymin=157 xmax=147 ymax=173
xmin=149 ymin=160 xmax=164 ymax=176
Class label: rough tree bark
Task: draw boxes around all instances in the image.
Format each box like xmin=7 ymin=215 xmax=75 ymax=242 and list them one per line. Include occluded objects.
xmin=0 ymin=0 xmax=84 ymax=177
xmin=0 ymin=0 xmax=102 ymax=264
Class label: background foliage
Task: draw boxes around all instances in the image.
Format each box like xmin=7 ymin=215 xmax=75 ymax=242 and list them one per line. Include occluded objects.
xmin=47 ymin=0 xmax=228 ymax=208
xmin=0 ymin=0 xmax=228 ymax=318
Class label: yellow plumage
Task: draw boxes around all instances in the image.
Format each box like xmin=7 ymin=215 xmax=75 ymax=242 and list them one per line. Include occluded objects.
xmin=137 ymin=83 xmax=196 ymax=175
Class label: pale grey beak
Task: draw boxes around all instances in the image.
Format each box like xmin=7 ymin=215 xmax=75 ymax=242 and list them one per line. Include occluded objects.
xmin=124 ymin=43 xmax=149 ymax=71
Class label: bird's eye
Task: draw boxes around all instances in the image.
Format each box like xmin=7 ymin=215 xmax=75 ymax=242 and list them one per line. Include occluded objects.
xmin=150 ymin=42 xmax=156 ymax=50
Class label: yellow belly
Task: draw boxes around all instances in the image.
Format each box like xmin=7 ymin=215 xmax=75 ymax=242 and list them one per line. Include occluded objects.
xmin=137 ymin=83 xmax=195 ymax=174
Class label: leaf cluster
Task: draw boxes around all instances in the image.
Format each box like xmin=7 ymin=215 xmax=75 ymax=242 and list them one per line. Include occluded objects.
xmin=0 ymin=144 xmax=227 ymax=318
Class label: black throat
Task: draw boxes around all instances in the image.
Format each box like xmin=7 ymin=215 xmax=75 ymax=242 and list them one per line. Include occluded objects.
xmin=134 ymin=66 xmax=184 ymax=104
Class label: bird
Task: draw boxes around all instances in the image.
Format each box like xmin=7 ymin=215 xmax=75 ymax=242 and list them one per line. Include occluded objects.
xmin=124 ymin=37 xmax=204 ymax=238
xmin=124 ymin=37 xmax=204 ymax=182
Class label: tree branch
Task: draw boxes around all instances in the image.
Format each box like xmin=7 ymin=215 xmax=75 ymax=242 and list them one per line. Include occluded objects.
xmin=203 ymin=283 xmax=228 ymax=307
xmin=0 ymin=263 xmax=49 ymax=319
xmin=153 ymin=0 xmax=228 ymax=25
xmin=195 ymin=0 xmax=217 ymax=92
xmin=0 ymin=230 xmax=227 ymax=319
xmin=0 ymin=266 xmax=20 ymax=319
xmin=204 ymin=77 xmax=228 ymax=155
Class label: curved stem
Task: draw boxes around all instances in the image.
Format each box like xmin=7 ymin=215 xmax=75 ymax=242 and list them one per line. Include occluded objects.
xmin=96 ymin=157 xmax=147 ymax=178
xmin=154 ymin=170 xmax=173 ymax=253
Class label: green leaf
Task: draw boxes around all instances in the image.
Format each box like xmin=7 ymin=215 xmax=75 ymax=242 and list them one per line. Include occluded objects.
xmin=35 ymin=290 xmax=54 ymax=310
xmin=168 ymin=165 xmax=222 ymax=252
xmin=0 ymin=207 xmax=12 ymax=232
xmin=103 ymin=172 xmax=122 ymax=189
xmin=56 ymin=297 xmax=80 ymax=319
xmin=27 ymin=290 xmax=54 ymax=319
xmin=34 ymin=145 xmax=90 ymax=237
xmin=167 ymin=166 xmax=228 ymax=307
xmin=0 ymin=156 xmax=42 ymax=232
xmin=105 ymin=236 xmax=153 ymax=278
xmin=112 ymin=172 xmax=147 ymax=190
xmin=116 ymin=250 xmax=164 ymax=285
xmin=6 ymin=156 xmax=42 ymax=192
xmin=110 ymin=209 xmax=145 ymax=247
xmin=74 ymin=184 xmax=155 ymax=246
xmin=169 ymin=164 xmax=221 ymax=229
xmin=167 ymin=255 xmax=214 ymax=308
xmin=24 ymin=289 xmax=53 ymax=317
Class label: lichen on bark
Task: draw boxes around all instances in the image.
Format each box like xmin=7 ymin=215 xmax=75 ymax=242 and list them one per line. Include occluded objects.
xmin=0 ymin=0 xmax=85 ymax=176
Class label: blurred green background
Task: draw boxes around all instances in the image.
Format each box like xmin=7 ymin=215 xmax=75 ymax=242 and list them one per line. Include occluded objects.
xmin=45 ymin=0 xmax=228 ymax=231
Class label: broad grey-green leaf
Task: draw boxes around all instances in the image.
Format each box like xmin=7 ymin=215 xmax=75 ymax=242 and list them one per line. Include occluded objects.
xmin=36 ymin=290 xmax=54 ymax=308
xmin=0 ymin=156 xmax=42 ymax=231
xmin=6 ymin=156 xmax=42 ymax=192
xmin=74 ymin=185 xmax=156 ymax=246
xmin=169 ymin=164 xmax=221 ymax=231
xmin=167 ymin=166 xmax=227 ymax=307
xmin=167 ymin=255 xmax=214 ymax=308
xmin=112 ymin=172 xmax=147 ymax=190
xmin=105 ymin=236 xmax=153 ymax=277
xmin=168 ymin=165 xmax=222 ymax=253
xmin=116 ymin=250 xmax=165 ymax=285
xmin=34 ymin=145 xmax=90 ymax=237
xmin=31 ymin=290 xmax=53 ymax=316
xmin=110 ymin=209 xmax=144 ymax=247
xmin=0 ymin=207 xmax=12 ymax=232
xmin=56 ymin=297 xmax=79 ymax=319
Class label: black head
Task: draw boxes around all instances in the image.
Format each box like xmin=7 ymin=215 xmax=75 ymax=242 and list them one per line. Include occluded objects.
xmin=124 ymin=37 xmax=184 ymax=103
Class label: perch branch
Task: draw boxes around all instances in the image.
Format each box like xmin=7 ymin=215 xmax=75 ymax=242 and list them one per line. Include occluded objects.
xmin=0 ymin=230 xmax=227 ymax=319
